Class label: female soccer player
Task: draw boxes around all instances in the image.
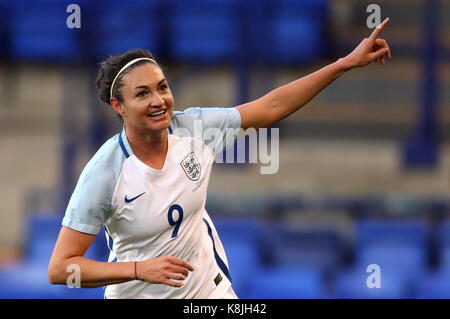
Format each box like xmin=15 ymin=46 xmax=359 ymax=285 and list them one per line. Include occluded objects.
xmin=48 ymin=18 xmax=391 ymax=298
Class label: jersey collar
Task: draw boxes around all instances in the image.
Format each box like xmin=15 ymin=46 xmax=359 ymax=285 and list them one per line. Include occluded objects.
xmin=119 ymin=126 xmax=133 ymax=158
xmin=119 ymin=125 xmax=173 ymax=159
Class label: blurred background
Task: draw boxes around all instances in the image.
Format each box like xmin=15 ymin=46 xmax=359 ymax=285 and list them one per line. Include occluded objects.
xmin=0 ymin=0 xmax=449 ymax=299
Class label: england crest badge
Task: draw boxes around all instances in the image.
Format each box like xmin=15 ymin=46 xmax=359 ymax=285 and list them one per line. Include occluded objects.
xmin=180 ymin=152 xmax=201 ymax=181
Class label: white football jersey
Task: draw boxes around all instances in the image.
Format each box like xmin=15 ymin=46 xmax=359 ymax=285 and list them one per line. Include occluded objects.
xmin=62 ymin=107 xmax=241 ymax=299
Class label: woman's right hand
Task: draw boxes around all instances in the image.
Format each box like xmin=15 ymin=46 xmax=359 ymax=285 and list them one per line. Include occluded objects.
xmin=136 ymin=256 xmax=195 ymax=288
xmin=340 ymin=17 xmax=391 ymax=70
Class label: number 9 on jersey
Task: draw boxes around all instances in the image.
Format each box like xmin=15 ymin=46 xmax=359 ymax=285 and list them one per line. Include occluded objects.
xmin=167 ymin=204 xmax=184 ymax=238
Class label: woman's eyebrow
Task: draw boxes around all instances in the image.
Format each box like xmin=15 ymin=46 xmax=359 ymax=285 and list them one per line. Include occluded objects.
xmin=134 ymin=79 xmax=167 ymax=90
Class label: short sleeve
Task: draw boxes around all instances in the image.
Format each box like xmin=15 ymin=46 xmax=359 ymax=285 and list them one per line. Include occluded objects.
xmin=170 ymin=107 xmax=242 ymax=154
xmin=62 ymin=137 xmax=124 ymax=235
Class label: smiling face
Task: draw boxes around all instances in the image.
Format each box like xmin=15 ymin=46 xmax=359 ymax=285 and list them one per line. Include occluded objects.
xmin=110 ymin=62 xmax=174 ymax=134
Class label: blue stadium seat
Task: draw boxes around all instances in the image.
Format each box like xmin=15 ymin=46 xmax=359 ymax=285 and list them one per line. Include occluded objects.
xmin=213 ymin=218 xmax=262 ymax=246
xmin=0 ymin=261 xmax=70 ymax=298
xmin=437 ymin=220 xmax=450 ymax=270
xmin=333 ymin=266 xmax=411 ymax=299
xmin=356 ymin=246 xmax=426 ymax=282
xmin=438 ymin=220 xmax=450 ymax=244
xmin=267 ymin=0 xmax=328 ymax=64
xmin=25 ymin=213 xmax=109 ymax=263
xmin=7 ymin=211 xmax=107 ymax=299
xmin=24 ymin=213 xmax=62 ymax=263
xmin=356 ymin=219 xmax=429 ymax=250
xmin=90 ymin=0 xmax=163 ymax=59
xmin=0 ymin=260 xmax=104 ymax=299
xmin=248 ymin=266 xmax=322 ymax=299
xmin=354 ymin=219 xmax=429 ymax=280
xmin=440 ymin=247 xmax=450 ymax=270
xmin=415 ymin=269 xmax=450 ymax=299
xmin=213 ymin=218 xmax=263 ymax=298
xmin=223 ymin=242 xmax=259 ymax=298
xmin=271 ymin=17 xmax=322 ymax=64
xmin=5 ymin=212 xmax=109 ymax=299
xmin=168 ymin=0 xmax=240 ymax=63
xmin=9 ymin=0 xmax=85 ymax=61
xmin=261 ymin=223 xmax=343 ymax=273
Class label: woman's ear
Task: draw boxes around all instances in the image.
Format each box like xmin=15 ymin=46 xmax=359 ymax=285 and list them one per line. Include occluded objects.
xmin=110 ymin=97 xmax=125 ymax=117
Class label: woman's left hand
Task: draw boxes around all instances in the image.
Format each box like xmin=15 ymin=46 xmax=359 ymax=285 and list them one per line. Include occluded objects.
xmin=341 ymin=17 xmax=392 ymax=70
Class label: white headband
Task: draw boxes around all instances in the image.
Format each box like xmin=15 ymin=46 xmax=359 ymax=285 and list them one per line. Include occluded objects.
xmin=110 ymin=57 xmax=157 ymax=99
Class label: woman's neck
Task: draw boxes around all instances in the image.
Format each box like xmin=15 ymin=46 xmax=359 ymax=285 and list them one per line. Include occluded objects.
xmin=125 ymin=125 xmax=168 ymax=170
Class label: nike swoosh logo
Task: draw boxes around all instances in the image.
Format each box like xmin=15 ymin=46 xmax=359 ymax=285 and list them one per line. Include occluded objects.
xmin=125 ymin=192 xmax=146 ymax=203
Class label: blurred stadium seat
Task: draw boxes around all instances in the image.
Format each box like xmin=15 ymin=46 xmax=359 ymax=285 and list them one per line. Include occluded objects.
xmin=0 ymin=260 xmax=104 ymax=298
xmin=356 ymin=246 xmax=426 ymax=282
xmin=24 ymin=213 xmax=62 ymax=263
xmin=9 ymin=0 xmax=84 ymax=61
xmin=333 ymin=266 xmax=411 ymax=299
xmin=268 ymin=0 xmax=328 ymax=64
xmin=248 ymin=266 xmax=323 ymax=299
xmin=24 ymin=213 xmax=109 ymax=263
xmin=261 ymin=222 xmax=343 ymax=273
xmin=356 ymin=219 xmax=429 ymax=250
xmin=0 ymin=212 xmax=108 ymax=298
xmin=168 ymin=0 xmax=241 ymax=63
xmin=167 ymin=0 xmax=328 ymax=64
xmin=354 ymin=219 xmax=429 ymax=278
xmin=349 ymin=219 xmax=430 ymax=297
xmin=440 ymin=248 xmax=450 ymax=271
xmin=437 ymin=220 xmax=450 ymax=270
xmin=213 ymin=218 xmax=262 ymax=298
xmin=0 ymin=261 xmax=67 ymax=298
xmin=89 ymin=0 xmax=163 ymax=60
xmin=415 ymin=269 xmax=450 ymax=299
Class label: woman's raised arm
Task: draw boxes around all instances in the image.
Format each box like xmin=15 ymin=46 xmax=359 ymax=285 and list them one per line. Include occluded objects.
xmin=236 ymin=18 xmax=391 ymax=131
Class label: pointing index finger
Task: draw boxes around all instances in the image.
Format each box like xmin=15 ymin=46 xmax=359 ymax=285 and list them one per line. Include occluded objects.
xmin=369 ymin=17 xmax=390 ymax=41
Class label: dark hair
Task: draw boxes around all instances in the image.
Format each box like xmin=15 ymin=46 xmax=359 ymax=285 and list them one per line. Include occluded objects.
xmin=96 ymin=48 xmax=157 ymax=104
